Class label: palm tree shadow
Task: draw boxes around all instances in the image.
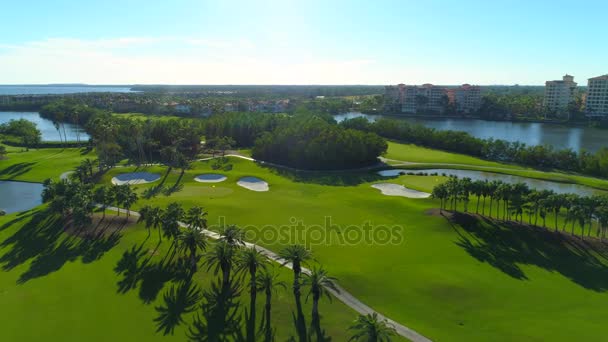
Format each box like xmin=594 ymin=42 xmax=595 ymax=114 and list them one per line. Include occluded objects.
xmin=448 ymin=212 xmax=608 ymax=291
xmin=154 ymin=280 xmax=202 ymax=335
xmin=0 ymin=209 xmax=120 ymax=284
xmin=187 ymin=279 xmax=245 ymax=342
xmin=114 ymin=243 xmax=190 ymax=304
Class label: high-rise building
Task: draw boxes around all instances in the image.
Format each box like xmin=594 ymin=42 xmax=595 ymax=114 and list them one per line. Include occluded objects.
xmin=384 ymin=83 xmax=447 ymax=114
xmin=586 ymin=75 xmax=608 ymax=117
xmin=447 ymin=84 xmax=482 ymax=113
xmin=544 ymin=74 xmax=577 ymax=113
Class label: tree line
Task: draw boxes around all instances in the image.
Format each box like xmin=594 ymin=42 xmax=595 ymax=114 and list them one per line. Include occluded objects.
xmin=431 ymin=177 xmax=608 ymax=240
xmin=341 ymin=117 xmax=608 ymax=178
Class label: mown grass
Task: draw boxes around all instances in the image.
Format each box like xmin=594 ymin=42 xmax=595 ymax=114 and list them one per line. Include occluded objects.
xmin=98 ymin=156 xmax=608 ymax=341
xmin=2 ymin=146 xmax=608 ymax=341
xmin=0 ymin=207 xmax=363 ymax=342
xmin=0 ymin=147 xmax=92 ymax=182
xmin=385 ymin=142 xmax=608 ymax=191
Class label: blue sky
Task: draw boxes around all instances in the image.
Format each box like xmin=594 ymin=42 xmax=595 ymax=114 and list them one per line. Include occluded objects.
xmin=0 ymin=0 xmax=606 ymax=85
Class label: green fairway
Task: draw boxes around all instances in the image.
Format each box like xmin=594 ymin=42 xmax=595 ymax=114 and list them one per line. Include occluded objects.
xmin=2 ymin=146 xmax=608 ymax=341
xmin=385 ymin=141 xmax=525 ymax=169
xmin=0 ymin=147 xmax=91 ymax=182
xmin=385 ymin=141 xmax=608 ymax=191
xmin=97 ymin=156 xmax=608 ymax=341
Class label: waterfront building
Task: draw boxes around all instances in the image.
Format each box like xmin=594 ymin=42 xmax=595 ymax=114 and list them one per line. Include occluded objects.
xmin=586 ymin=74 xmax=608 ymax=117
xmin=544 ymin=74 xmax=577 ymax=113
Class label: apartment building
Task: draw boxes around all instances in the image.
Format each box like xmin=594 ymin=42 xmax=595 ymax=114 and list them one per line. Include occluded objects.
xmin=385 ymin=83 xmax=447 ymax=114
xmin=447 ymin=84 xmax=482 ymax=113
xmin=586 ymin=74 xmax=608 ymax=117
xmin=544 ymin=74 xmax=577 ymax=112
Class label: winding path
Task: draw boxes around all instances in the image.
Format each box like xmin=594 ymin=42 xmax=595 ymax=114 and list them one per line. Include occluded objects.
xmin=104 ymin=205 xmax=432 ymax=342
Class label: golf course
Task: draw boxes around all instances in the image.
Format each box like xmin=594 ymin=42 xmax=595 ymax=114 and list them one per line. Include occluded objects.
xmin=2 ymin=139 xmax=608 ymax=341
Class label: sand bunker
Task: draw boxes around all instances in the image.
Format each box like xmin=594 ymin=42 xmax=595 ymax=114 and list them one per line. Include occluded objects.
xmin=371 ymin=183 xmax=430 ymax=198
xmin=60 ymin=171 xmax=74 ymax=180
xmin=112 ymin=172 xmax=161 ymax=185
xmin=237 ymin=176 xmax=269 ymax=192
xmin=194 ymin=174 xmax=227 ymax=183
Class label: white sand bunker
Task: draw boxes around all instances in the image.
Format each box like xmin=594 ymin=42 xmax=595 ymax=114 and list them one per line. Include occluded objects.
xmin=60 ymin=171 xmax=74 ymax=180
xmin=237 ymin=177 xmax=269 ymax=192
xmin=372 ymin=183 xmax=430 ymax=198
xmin=112 ymin=172 xmax=161 ymax=185
xmin=195 ymin=174 xmax=227 ymax=183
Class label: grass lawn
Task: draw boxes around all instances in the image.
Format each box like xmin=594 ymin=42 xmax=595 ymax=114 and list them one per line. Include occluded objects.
xmin=3 ymin=147 xmax=608 ymax=341
xmin=0 ymin=147 xmax=92 ymax=182
xmin=0 ymin=207 xmax=363 ymax=341
xmin=97 ymin=156 xmax=608 ymax=341
xmin=385 ymin=141 xmax=525 ymax=169
xmin=385 ymin=141 xmax=608 ymax=191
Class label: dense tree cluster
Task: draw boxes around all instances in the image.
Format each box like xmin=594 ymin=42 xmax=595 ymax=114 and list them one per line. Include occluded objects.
xmin=204 ymin=112 xmax=286 ymax=147
xmin=253 ymin=114 xmax=387 ymax=170
xmin=0 ymin=118 xmax=42 ymax=149
xmin=85 ymin=112 xmax=204 ymax=170
xmin=432 ymin=177 xmax=608 ymax=239
xmin=342 ymin=117 xmax=608 ymax=178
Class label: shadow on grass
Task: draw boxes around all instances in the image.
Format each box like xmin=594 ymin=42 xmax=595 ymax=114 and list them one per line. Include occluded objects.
xmin=447 ymin=212 xmax=608 ymax=291
xmin=0 ymin=162 xmax=36 ymax=179
xmin=187 ymin=279 xmax=244 ymax=341
xmin=258 ymin=163 xmax=389 ymax=187
xmin=114 ymin=243 xmax=191 ymax=304
xmin=154 ymin=279 xmax=202 ymax=335
xmin=0 ymin=208 xmax=121 ymax=284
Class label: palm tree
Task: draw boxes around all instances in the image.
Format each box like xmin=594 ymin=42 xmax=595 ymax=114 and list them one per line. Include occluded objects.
xmin=256 ymin=270 xmax=287 ymax=342
xmin=177 ymin=226 xmax=207 ymax=272
xmin=348 ymin=313 xmax=396 ymax=342
xmin=205 ymin=241 xmax=237 ymax=288
xmin=431 ymin=184 xmax=448 ymax=212
xmin=279 ymin=244 xmax=312 ymax=342
xmin=237 ymin=247 xmax=269 ymax=342
xmin=112 ymin=184 xmax=126 ymax=216
xmin=162 ymin=202 xmax=185 ymax=241
xmin=93 ymin=185 xmax=111 ymax=218
xmin=185 ymin=206 xmax=208 ymax=231
xmin=220 ymin=224 xmax=246 ymax=247
xmin=123 ymin=187 xmax=138 ymax=219
xmin=302 ymin=266 xmax=339 ymax=341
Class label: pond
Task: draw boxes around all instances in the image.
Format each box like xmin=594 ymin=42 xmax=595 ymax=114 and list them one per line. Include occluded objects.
xmin=335 ymin=112 xmax=608 ymax=153
xmin=378 ymin=168 xmax=603 ymax=197
xmin=0 ymin=181 xmax=43 ymax=214
xmin=0 ymin=111 xmax=89 ymax=142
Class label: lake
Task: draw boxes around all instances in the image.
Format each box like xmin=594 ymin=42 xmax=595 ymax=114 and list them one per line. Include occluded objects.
xmin=335 ymin=112 xmax=608 ymax=153
xmin=0 ymin=111 xmax=89 ymax=142
xmin=378 ymin=168 xmax=602 ymax=197
xmin=0 ymin=181 xmax=43 ymax=214
xmin=0 ymin=85 xmax=134 ymax=95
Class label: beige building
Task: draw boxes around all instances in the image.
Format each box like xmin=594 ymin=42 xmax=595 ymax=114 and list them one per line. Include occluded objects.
xmin=586 ymin=74 xmax=608 ymax=117
xmin=544 ymin=74 xmax=577 ymax=112
xmin=385 ymin=83 xmax=447 ymax=113
xmin=447 ymin=84 xmax=482 ymax=113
